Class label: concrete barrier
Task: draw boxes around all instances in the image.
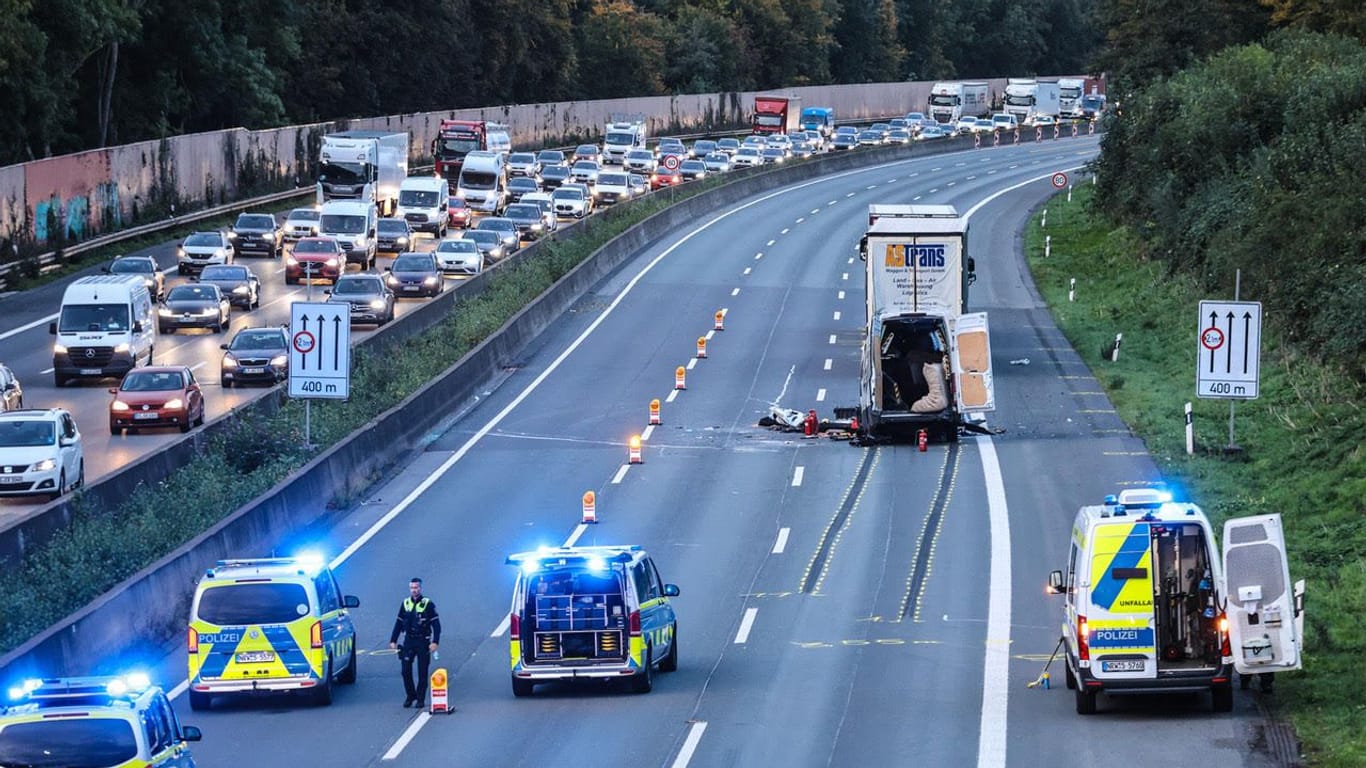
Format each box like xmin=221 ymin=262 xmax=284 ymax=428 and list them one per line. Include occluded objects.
xmin=0 ymin=132 xmax=1008 ymax=676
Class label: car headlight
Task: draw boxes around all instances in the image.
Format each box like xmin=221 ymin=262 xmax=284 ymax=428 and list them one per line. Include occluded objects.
xmin=177 ymin=247 xmax=185 ymax=258
xmin=424 ymin=276 xmax=438 ymax=285
xmin=386 ymin=275 xmax=399 ymax=285
xmin=270 ymin=355 xmax=288 ymax=368
xmin=227 ymin=231 xmax=238 ymax=239
xmin=286 ymin=255 xmax=298 ymax=265
xmin=53 ymin=344 xmax=67 ymax=354
xmin=200 ymin=308 xmax=218 ymax=316
xmin=213 ymin=249 xmax=226 ymax=258
xmin=164 ymin=398 xmax=183 ymax=410
xmin=397 ymin=236 xmax=408 ymax=245
xmin=158 ymin=308 xmax=173 ymax=316
xmin=354 ymin=237 xmax=367 ymax=248
xmin=325 ymin=258 xmax=339 ymax=267
xmin=369 ymin=298 xmax=387 ymax=309
xmin=33 ymin=459 xmax=57 ymax=471
xmin=491 ymin=247 xmax=503 ymax=258
xmin=113 ymin=343 xmax=130 ymax=353
xmin=232 ymin=285 xmax=249 ymax=294
xmin=110 ymin=401 xmax=130 ymax=412
xmin=222 ymin=354 xmax=238 ymax=368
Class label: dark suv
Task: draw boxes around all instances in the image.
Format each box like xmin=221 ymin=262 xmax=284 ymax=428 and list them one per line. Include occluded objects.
xmin=230 ymin=213 xmax=283 ymax=258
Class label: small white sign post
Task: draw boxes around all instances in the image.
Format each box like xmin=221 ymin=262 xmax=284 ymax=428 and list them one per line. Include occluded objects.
xmin=1196 ymin=275 xmax=1261 ymax=452
xmin=289 ymin=302 xmax=351 ymax=446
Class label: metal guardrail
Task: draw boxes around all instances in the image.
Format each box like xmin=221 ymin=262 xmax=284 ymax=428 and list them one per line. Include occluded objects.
xmin=0 ymin=114 xmax=913 ymax=293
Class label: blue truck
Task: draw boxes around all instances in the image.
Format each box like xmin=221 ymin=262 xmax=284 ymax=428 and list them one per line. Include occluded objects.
xmin=799 ymin=107 xmax=836 ymax=138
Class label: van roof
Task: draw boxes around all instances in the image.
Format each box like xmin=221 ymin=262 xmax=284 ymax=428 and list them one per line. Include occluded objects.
xmin=202 ymin=556 xmax=327 ymax=582
xmin=1076 ymin=488 xmax=1208 ymax=525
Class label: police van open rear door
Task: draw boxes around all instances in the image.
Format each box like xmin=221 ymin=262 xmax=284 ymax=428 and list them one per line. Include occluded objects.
xmin=950 ymin=312 xmax=994 ymax=412
xmin=1223 ymin=514 xmax=1303 ymax=675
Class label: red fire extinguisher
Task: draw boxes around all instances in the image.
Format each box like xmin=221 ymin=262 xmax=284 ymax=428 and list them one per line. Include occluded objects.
xmin=917 ymin=429 xmax=928 ymax=452
xmin=804 ymin=409 xmax=818 ymax=437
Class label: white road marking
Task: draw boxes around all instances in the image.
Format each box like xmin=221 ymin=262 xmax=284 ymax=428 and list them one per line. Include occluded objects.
xmin=866 ymin=185 xmax=877 ymax=190
xmin=0 ymin=312 xmax=58 ymax=342
xmin=795 ymin=218 xmax=804 ymax=224
xmin=743 ymin=267 xmax=752 ymax=275
xmin=837 ymin=290 xmax=845 ymax=300
xmin=908 ymin=172 xmax=919 ymax=177
xmin=687 ymin=358 xmax=697 ymax=370
xmin=913 ymin=196 xmax=922 ymax=201
xmin=564 ymin=523 xmax=588 ymax=547
xmin=40 ymin=368 xmax=54 ymax=374
xmin=491 ymin=615 xmax=510 ymax=638
xmin=815 ymin=388 xmax=826 ymax=402
xmin=975 ymin=437 xmax=1012 ymax=768
xmin=929 ymin=188 xmax=939 ymax=193
xmin=735 ymin=608 xmax=759 ymax=643
xmin=792 ymin=466 xmax=804 ymax=487
xmin=947 ymin=182 xmax=956 ymax=187
xmin=190 ymin=362 xmax=205 ymax=371
xmin=846 ymin=257 xmax=854 ymax=264
xmin=670 ymin=722 xmax=709 ymax=768
xmin=827 ymin=200 xmax=837 ymax=205
xmin=731 ymin=288 xmax=740 ymax=296
xmin=168 ymin=680 xmax=188 ymax=699
xmin=810 ymin=209 xmax=820 ymax=214
xmin=755 ymin=252 xmax=763 ymax=260
xmin=967 ymin=175 xmax=977 ymax=180
xmin=841 ymin=273 xmax=848 ymax=281
xmin=823 ymin=358 xmax=832 ymax=371
xmin=382 ymin=713 xmax=432 ymax=761
xmin=767 ymin=239 xmax=776 ymax=246
xmin=833 ymin=311 xmax=841 ymax=321
xmin=931 ymin=167 xmax=941 ymax=171
xmin=666 ymin=389 xmax=680 ymax=403
xmin=781 ymin=228 xmax=789 ymax=235
xmin=612 ymin=465 xmax=630 ymax=484
xmin=888 ymin=178 xmax=897 ymax=183
xmin=845 ymin=192 xmax=855 ymax=197
xmin=772 ymin=528 xmax=790 ymax=554
xmin=704 ymin=330 xmax=715 ymax=340
xmin=828 ymin=335 xmax=837 ymax=344
xmin=955 ymin=162 xmax=966 ymax=167
xmin=642 ymin=424 xmax=656 ymax=441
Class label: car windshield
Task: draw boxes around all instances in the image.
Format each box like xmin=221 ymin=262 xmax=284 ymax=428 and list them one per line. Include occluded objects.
xmin=718 ymin=138 xmax=740 ymax=147
xmin=319 ymin=214 xmax=366 ymax=234
xmin=0 ymin=419 xmax=55 ymax=447
xmin=466 ymin=231 xmax=498 ymax=245
xmin=509 ymin=153 xmax=535 ymax=164
xmin=479 ymin=219 xmax=514 ymax=232
xmin=437 ymin=240 xmax=477 ymax=253
xmin=399 ymin=190 xmax=441 ymax=207
xmin=377 ymin=220 xmax=408 ymax=234
xmin=230 ymin=331 xmax=286 ymax=350
xmin=109 ymin=259 xmax=153 ymax=274
xmin=294 ymin=240 xmax=337 ymax=254
xmin=200 ymin=265 xmax=247 ymax=281
xmin=505 ymin=205 xmax=539 ymax=219
xmin=738 ymin=148 xmax=759 ymax=156
xmin=185 ymin=234 xmax=221 ymax=247
xmin=510 ymin=178 xmax=537 ymax=189
xmin=552 ymin=189 xmax=583 ymax=201
xmin=575 ymin=145 xmax=596 ymax=155
xmin=0 ymin=717 xmax=138 ymax=768
xmin=333 ymin=278 xmax=377 ymax=295
xmin=626 ymin=150 xmax=651 ymax=159
xmin=599 ymin=174 xmax=629 ymax=186
xmin=392 ymin=255 xmax=433 ymax=271
xmin=58 ymin=303 xmax=130 ymax=333
xmin=681 ymin=161 xmax=705 ymax=170
xmin=288 ymin=209 xmax=320 ymax=222
xmin=120 ymin=370 xmax=184 ymax=391
xmin=537 ymin=151 xmax=564 ymax=163
xmin=236 ymin=215 xmax=274 ymax=230
xmin=459 ymin=171 xmax=496 ymax=190
xmin=167 ymin=285 xmax=217 ymax=302
xmin=197 ymin=582 xmax=310 ymax=625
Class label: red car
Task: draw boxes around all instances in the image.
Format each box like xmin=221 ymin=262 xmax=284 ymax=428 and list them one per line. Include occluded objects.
xmin=109 ymin=365 xmax=206 ymax=435
xmin=650 ymin=167 xmax=683 ymax=190
xmin=286 ymin=237 xmax=344 ymax=284
xmin=447 ymin=198 xmax=472 ymax=229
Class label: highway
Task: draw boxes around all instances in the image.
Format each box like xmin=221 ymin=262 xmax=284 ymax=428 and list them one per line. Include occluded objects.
xmin=11 ymin=138 xmax=1280 ymax=765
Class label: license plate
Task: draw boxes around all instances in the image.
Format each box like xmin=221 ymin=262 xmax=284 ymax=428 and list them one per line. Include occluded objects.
xmin=0 ymin=476 xmax=23 ymax=484
xmin=403 ymin=286 xmax=420 ymax=292
xmin=133 ymin=412 xmax=159 ymax=420
xmin=236 ymin=651 xmax=275 ymax=664
xmin=80 ymin=368 xmax=101 ymax=375
xmin=1101 ymin=660 xmax=1146 ymax=673
xmin=242 ymin=367 xmax=265 ymax=374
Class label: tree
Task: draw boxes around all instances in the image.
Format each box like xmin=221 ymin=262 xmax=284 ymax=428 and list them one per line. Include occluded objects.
xmin=1091 ymin=0 xmax=1270 ymax=93
xmin=572 ymin=1 xmax=667 ymax=99
xmin=832 ymin=0 xmax=906 ymax=83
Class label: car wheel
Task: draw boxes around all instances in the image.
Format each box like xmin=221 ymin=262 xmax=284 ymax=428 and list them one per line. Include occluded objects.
xmin=159 ymin=325 xmax=171 ymax=335
xmin=660 ymin=623 xmax=678 ymax=672
xmin=109 ymin=424 xmax=120 ymax=436
xmin=631 ymin=645 xmax=653 ymax=693
xmin=48 ymin=471 xmax=66 ymax=502
xmin=54 ymin=374 xmax=68 ymax=388
xmin=188 ymin=691 xmax=211 ymax=711
xmin=1064 ymin=660 xmax=1077 ymax=690
xmin=194 ymin=405 xmax=205 ymax=427
xmin=177 ymin=265 xmax=187 ymax=276
xmin=1211 ymin=684 xmax=1233 ymax=712
xmin=286 ymin=276 xmax=298 ymax=285
xmin=1074 ymin=687 xmax=1097 ymax=715
xmin=312 ymin=658 xmax=334 ymax=706
xmin=252 ymin=290 xmax=260 ymax=308
xmin=511 ymin=675 xmax=534 ymax=698
xmin=338 ymin=647 xmax=358 ymax=684
xmin=146 ymin=345 xmax=153 ymax=366
xmin=76 ymin=460 xmax=84 ymax=489
xmin=221 ymin=377 xmax=231 ymax=388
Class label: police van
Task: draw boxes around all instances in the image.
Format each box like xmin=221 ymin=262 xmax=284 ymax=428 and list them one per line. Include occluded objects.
xmin=187 ymin=555 xmax=360 ymax=710
xmin=0 ymin=674 xmax=201 ymax=766
xmin=505 ymin=545 xmax=679 ymax=697
xmin=1047 ymin=488 xmax=1303 ymax=714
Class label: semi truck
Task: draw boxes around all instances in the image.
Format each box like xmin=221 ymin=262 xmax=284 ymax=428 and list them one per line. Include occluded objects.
xmin=842 ymin=204 xmax=994 ymax=442
xmin=317 ymin=131 xmax=408 ymax=216
xmin=601 ymin=115 xmax=647 ymax=164
xmin=753 ymin=95 xmax=802 ymax=135
xmin=432 ymin=120 xmax=509 ymax=188
xmin=1058 ymin=77 xmax=1086 ymax=118
xmin=1003 ymin=79 xmax=1061 ymax=126
xmin=927 ymin=82 xmax=990 ymax=124
xmin=799 ymin=107 xmax=836 ymax=137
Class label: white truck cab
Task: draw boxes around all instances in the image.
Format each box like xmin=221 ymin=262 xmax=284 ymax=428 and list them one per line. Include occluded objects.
xmin=457 ymin=151 xmax=507 ymax=215
xmin=1047 ymin=489 xmax=1303 ymax=714
xmin=395 ymin=176 xmax=449 ymax=237
xmin=49 ymin=275 xmax=156 ymax=387
xmin=317 ymin=200 xmax=378 ymax=269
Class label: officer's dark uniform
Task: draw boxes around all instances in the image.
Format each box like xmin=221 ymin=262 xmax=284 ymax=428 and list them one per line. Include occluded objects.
xmin=390 ymin=593 xmax=441 ymax=707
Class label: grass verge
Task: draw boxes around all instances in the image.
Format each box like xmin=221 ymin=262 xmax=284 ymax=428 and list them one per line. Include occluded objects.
xmin=0 ymin=179 xmax=720 ymax=655
xmin=1026 ymin=183 xmax=1365 ymax=767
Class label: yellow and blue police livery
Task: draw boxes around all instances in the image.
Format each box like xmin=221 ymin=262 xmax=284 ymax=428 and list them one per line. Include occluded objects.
xmin=187 ymin=555 xmax=360 ymax=710
xmin=0 ymin=673 xmax=201 ymax=767
xmin=506 ymin=545 xmax=680 ymax=696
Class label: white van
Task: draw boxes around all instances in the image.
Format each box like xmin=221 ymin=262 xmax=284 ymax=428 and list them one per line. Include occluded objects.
xmin=457 ymin=151 xmax=507 ymax=215
xmin=318 ymin=200 xmax=378 ymax=269
xmin=395 ymin=176 xmax=449 ymax=237
xmin=49 ymin=275 xmax=156 ymax=387
xmin=1047 ymin=488 xmax=1303 ymax=714
xmin=486 ymin=128 xmax=512 ymax=157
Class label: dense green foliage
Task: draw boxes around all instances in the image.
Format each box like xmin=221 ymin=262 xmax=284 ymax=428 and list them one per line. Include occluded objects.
xmin=1028 ymin=185 xmax=1366 ymax=767
xmin=0 ymin=0 xmax=1105 ymax=164
xmin=1093 ymin=30 xmax=1366 ymax=379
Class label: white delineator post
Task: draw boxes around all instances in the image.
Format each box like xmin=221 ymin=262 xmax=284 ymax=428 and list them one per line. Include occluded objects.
xmin=1185 ymin=402 xmax=1195 ymax=455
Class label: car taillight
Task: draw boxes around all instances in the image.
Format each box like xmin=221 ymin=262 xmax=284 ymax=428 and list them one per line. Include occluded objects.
xmin=310 ymin=620 xmax=323 ymax=649
xmin=629 ymin=610 xmax=641 ymax=637
xmin=1077 ymin=615 xmax=1089 ymax=661
xmin=509 ymin=613 xmax=521 ymax=641
xmin=188 ymin=628 xmax=199 ymax=654
xmin=1218 ymin=614 xmax=1232 ymax=657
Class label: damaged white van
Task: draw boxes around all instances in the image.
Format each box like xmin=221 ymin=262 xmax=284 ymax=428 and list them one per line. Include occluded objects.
xmin=1048 ymin=488 xmax=1304 ymax=714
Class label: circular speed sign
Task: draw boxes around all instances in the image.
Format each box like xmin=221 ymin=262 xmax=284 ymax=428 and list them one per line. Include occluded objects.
xmin=1051 ymin=172 xmax=1068 ymax=189
xmin=1200 ymin=326 xmax=1225 ymax=351
xmin=292 ymin=330 xmax=316 ymax=355
xmin=662 ymin=154 xmax=681 ymax=171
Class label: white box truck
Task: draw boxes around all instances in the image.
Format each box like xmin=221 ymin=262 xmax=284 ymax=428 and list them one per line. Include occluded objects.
xmin=602 ymin=115 xmax=647 ymax=165
xmin=1003 ymin=79 xmax=1037 ymax=125
xmin=456 ymin=151 xmax=507 ymax=215
xmin=317 ymin=130 xmax=409 ymax=216
xmin=927 ymin=82 xmax=990 ymax=124
xmin=841 ymin=205 xmax=994 ymax=443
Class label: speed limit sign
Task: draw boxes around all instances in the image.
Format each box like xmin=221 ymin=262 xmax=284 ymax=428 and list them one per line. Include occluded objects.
xmin=1051 ymin=172 xmax=1068 ymax=189
xmin=662 ymin=154 xmax=680 ymax=171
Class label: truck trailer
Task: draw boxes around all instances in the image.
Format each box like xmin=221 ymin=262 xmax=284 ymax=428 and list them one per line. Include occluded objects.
xmin=432 ymin=120 xmax=509 ymax=188
xmin=927 ymin=82 xmax=990 ymax=124
xmin=317 ymin=130 xmax=408 ymax=216
xmin=753 ymin=95 xmax=802 ymax=135
xmin=844 ymin=205 xmax=995 ymax=442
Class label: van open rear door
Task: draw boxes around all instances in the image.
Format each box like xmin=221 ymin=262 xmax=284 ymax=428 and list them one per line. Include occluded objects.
xmin=951 ymin=312 xmax=994 ymax=412
xmin=1223 ymin=514 xmax=1303 ymax=675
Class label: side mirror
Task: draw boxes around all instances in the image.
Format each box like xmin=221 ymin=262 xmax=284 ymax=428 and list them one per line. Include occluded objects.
xmin=49 ymin=322 xmax=57 ymax=335
xmin=323 ymin=289 xmax=333 ymax=296
xmin=219 ymin=343 xmax=229 ymax=350
xmin=101 ymin=265 xmax=112 ymax=273
xmin=343 ymin=595 xmax=360 ymax=609
xmin=59 ymin=436 xmax=76 ymax=447
xmin=132 ymin=321 xmax=143 ymax=333
xmin=108 ymin=387 xmax=118 ymax=394
xmin=384 ymin=266 xmax=392 ymax=272
xmin=181 ymin=725 xmax=203 ymax=742
xmin=1047 ymin=570 xmax=1065 ymax=594
xmin=663 ymin=584 xmax=680 ymax=597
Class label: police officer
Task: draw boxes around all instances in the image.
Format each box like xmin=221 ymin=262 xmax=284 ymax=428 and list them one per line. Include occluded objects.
xmin=389 ymin=577 xmax=441 ymax=708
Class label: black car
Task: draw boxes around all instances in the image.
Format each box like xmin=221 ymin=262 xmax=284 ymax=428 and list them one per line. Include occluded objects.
xmin=196 ymin=263 xmax=261 ymax=309
xmin=104 ymin=255 xmax=166 ymax=301
xmin=159 ymin=284 xmax=230 ymax=333
xmin=376 ymin=218 xmax=412 ymax=254
xmin=385 ymin=253 xmax=443 ymax=298
xmin=219 ymin=326 xmax=289 ymax=387
xmin=229 ymin=213 xmax=283 ymax=258
xmin=476 ymin=217 xmax=521 ymax=253
xmin=540 ymin=164 xmax=570 ymax=191
xmin=678 ymin=160 xmax=708 ymax=181
xmin=327 ymin=274 xmax=395 ymax=326
xmin=503 ymin=204 xmax=547 ymax=240
xmin=507 ymin=177 xmax=539 ymax=203
xmin=461 ymin=230 xmax=506 ymax=264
